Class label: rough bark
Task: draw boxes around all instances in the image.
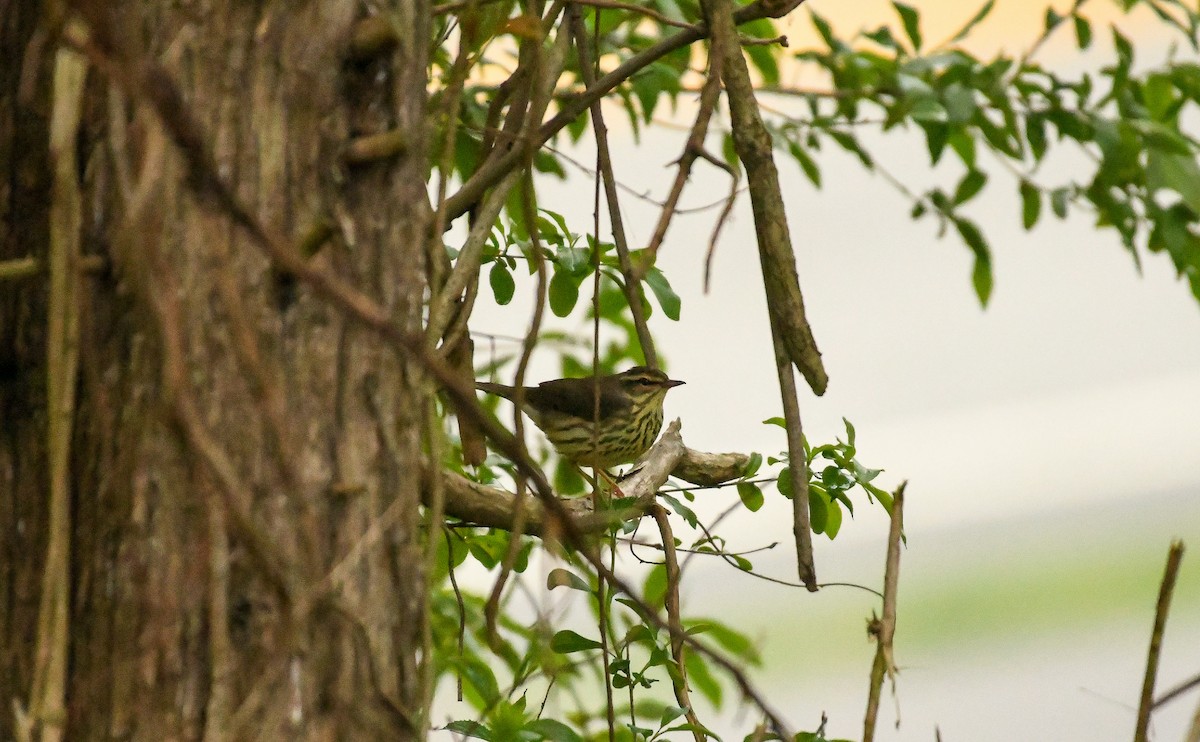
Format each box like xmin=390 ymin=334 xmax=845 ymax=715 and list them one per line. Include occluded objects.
xmin=2 ymin=1 xmax=430 ymax=740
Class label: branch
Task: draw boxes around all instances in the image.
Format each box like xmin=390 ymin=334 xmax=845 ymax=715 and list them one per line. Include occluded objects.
xmin=700 ymin=0 xmax=819 ymax=588
xmin=652 ymin=504 xmax=709 ymax=742
xmin=1134 ymin=539 xmax=1186 ymax=742
xmin=27 ymin=36 xmax=88 ymax=742
xmin=426 ymin=421 xmax=748 ymax=535
xmin=442 ymin=0 xmax=808 ymax=224
xmin=701 ymin=0 xmax=825 ymax=395
xmin=863 ymin=482 xmax=905 ymax=742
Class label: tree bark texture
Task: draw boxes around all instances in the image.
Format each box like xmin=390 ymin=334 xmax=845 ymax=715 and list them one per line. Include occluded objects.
xmin=2 ymin=1 xmax=430 ymax=739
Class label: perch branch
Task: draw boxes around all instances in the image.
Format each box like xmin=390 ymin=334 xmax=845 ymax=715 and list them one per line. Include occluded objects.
xmin=425 ymin=420 xmax=748 ymax=535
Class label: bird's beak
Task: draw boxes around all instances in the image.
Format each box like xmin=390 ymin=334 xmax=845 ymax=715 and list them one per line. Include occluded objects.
xmin=664 ymin=378 xmax=685 ymax=388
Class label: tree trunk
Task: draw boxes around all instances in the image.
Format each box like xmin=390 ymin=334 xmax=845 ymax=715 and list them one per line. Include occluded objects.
xmin=2 ymin=1 xmax=431 ymax=739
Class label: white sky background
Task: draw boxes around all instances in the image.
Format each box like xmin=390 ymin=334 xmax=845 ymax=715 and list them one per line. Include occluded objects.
xmin=454 ymin=2 xmax=1200 ymax=739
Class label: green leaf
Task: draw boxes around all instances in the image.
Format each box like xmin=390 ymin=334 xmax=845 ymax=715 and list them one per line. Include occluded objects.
xmin=546 ymin=567 xmax=590 ymax=592
xmin=489 ymin=262 xmax=515 ymax=305
xmin=737 ymin=482 xmax=764 ymax=512
xmin=1112 ymin=27 xmax=1133 ymax=67
xmin=954 ymin=217 xmax=993 ymax=306
xmin=762 ymin=416 xmax=787 ymax=428
xmin=777 ymin=467 xmax=793 ymax=499
xmin=893 ymin=2 xmax=922 ymax=51
xmin=456 ymin=656 xmax=501 ymax=705
xmin=823 ymin=498 xmax=843 ymax=539
xmin=660 ymin=706 xmax=688 ymax=728
xmin=660 ymin=492 xmax=698 ymax=527
xmin=548 ymin=269 xmax=579 ymax=317
xmin=685 ymin=652 xmax=722 ymax=706
xmin=446 ymin=720 xmax=493 ymax=741
xmin=550 ymin=629 xmax=603 ymax=654
xmin=788 ymin=140 xmax=822 ymax=187
xmin=910 ymin=98 xmax=949 ymax=123
xmin=741 ymin=451 xmax=763 ymax=478
xmin=643 ymin=564 xmax=668 ymax=607
xmin=953 ymin=169 xmax=987 ymax=205
xmin=948 ymin=128 xmax=976 ymax=168
xmin=827 ymin=129 xmax=874 ymax=168
xmin=1025 ymin=113 xmax=1047 ymax=161
xmin=1043 ymin=7 xmax=1064 ymax=33
xmin=810 ymin=11 xmax=838 ymax=50
xmin=808 ymin=487 xmax=829 ymax=534
xmin=948 ymin=0 xmax=994 ymax=43
xmin=685 ymin=619 xmax=760 ymax=663
xmin=942 ymin=84 xmax=977 ymax=124
xmin=525 ymin=719 xmax=583 ymax=742
xmin=1019 ymin=180 xmax=1041 ymax=230
xmin=643 ymin=267 xmax=682 ymax=321
xmin=1073 ymin=14 xmax=1092 ymax=49
xmin=1050 ymin=187 xmax=1070 ymax=219
xmin=1147 ymin=151 xmax=1200 ymax=214
xmin=743 ymin=18 xmax=781 ymax=85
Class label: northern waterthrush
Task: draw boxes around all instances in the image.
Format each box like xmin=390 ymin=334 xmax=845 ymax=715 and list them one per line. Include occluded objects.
xmin=476 ymin=366 xmax=684 ymax=469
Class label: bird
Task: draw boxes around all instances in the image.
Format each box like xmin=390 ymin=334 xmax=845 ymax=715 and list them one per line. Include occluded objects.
xmin=476 ymin=366 xmax=684 ymax=470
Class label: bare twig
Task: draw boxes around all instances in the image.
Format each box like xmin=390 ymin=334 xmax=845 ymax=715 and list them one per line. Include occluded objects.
xmin=0 ymin=256 xmax=40 ymax=279
xmin=569 ymin=0 xmax=698 ymax=30
xmin=1154 ymin=672 xmax=1200 ymax=710
xmin=569 ymin=6 xmax=657 ymax=367
xmin=1134 ymin=539 xmax=1186 ymax=742
xmin=442 ymin=0 xmax=810 ymax=224
xmin=643 ymin=48 xmax=728 ymax=276
xmin=864 ymin=482 xmax=905 ymax=742
xmin=652 ymin=504 xmax=708 ymax=742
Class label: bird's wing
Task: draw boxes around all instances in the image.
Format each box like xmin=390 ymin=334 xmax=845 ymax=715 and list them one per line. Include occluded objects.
xmin=529 ymin=376 xmax=629 ymax=421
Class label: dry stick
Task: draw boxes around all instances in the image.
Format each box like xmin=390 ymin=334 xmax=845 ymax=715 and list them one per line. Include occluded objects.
xmin=1134 ymin=539 xmax=1186 ymax=742
xmin=25 ymin=38 xmax=87 ymax=742
xmin=642 ymin=60 xmax=723 ymax=270
xmin=1154 ymin=672 xmax=1200 ymax=710
xmin=569 ymin=6 xmax=657 ymax=368
xmin=80 ymin=22 xmax=795 ymax=738
xmin=442 ymin=0 xmax=808 ymax=224
xmin=863 ymin=482 xmax=905 ymax=742
xmin=651 ymin=505 xmax=708 ymax=742
xmin=0 ymin=255 xmax=104 ymax=280
xmin=697 ymin=0 xmax=826 ymax=396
